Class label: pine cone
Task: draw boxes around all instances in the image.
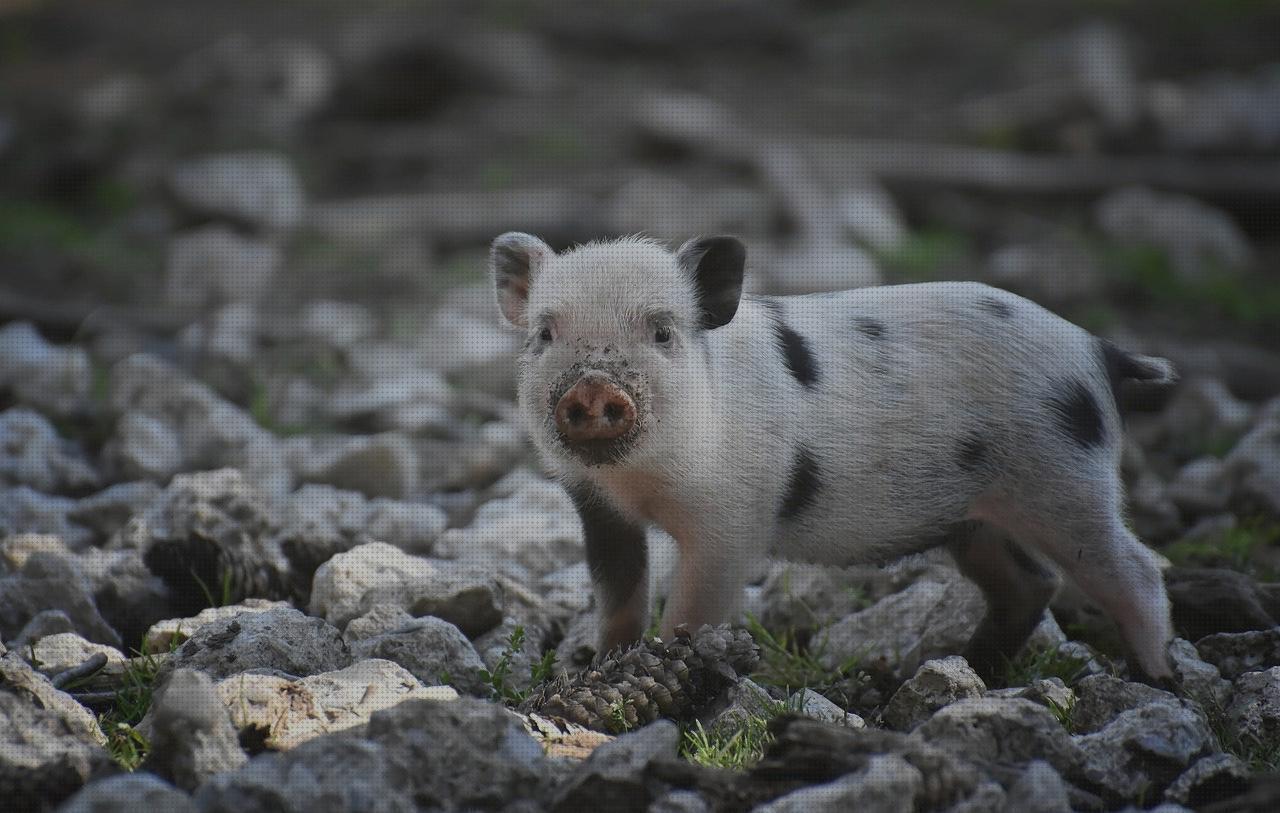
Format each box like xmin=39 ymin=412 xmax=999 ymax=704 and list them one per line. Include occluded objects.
xmin=520 ymin=625 xmax=760 ymax=734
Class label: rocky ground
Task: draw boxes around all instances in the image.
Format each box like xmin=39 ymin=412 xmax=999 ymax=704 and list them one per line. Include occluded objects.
xmin=3 ymin=0 xmax=1280 ymax=811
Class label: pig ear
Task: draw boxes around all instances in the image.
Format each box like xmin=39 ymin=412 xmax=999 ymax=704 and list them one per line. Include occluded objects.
xmin=677 ymin=236 xmax=746 ymax=330
xmin=491 ymin=232 xmax=553 ymax=327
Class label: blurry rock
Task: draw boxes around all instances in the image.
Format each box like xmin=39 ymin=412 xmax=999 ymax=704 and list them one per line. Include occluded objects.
xmin=1077 ymin=702 xmax=1214 ymax=802
xmin=1166 ymin=567 xmax=1276 ymax=642
xmin=1095 ymin=186 xmax=1253 ymax=279
xmin=987 ymin=240 xmax=1103 ymax=305
xmin=791 ymin=687 xmax=865 ymax=728
xmin=168 ymin=151 xmax=305 ymax=231
xmin=280 ymin=484 xmax=446 ymax=561
xmin=0 ymin=408 xmax=99 ymax=493
xmin=0 ymin=649 xmax=106 ymax=747
xmin=1148 ymin=65 xmax=1280 ymax=153
xmin=751 ymin=239 xmax=881 ymax=296
xmin=0 ymin=690 xmax=112 ymax=811
xmin=73 ymin=72 xmax=150 ymax=125
xmin=817 ymin=566 xmax=984 ymax=678
xmin=418 ymin=307 xmax=520 ymax=398
xmin=759 ymin=561 xmax=895 ymax=632
xmin=1004 ymin=760 xmax=1072 ymax=813
xmin=473 ymin=618 xmax=547 ymax=695
xmin=178 ymin=302 xmax=260 ymax=365
xmin=0 ymin=321 xmax=92 ymax=418
xmin=991 ymin=678 xmax=1078 ymax=720
xmin=26 ymin=632 xmax=125 ymax=678
xmin=285 ymin=433 xmax=418 ymax=500
xmin=110 ymin=411 xmax=183 ymax=481
xmin=911 ymin=697 xmax=1083 ymax=777
xmin=1071 ymin=22 xmax=1141 ymax=131
xmin=836 ymin=182 xmax=908 ymax=253
xmin=1226 ymin=666 xmax=1280 ymax=743
xmin=309 ymin=542 xmax=504 ymax=637
xmin=58 ymin=773 xmax=197 ymax=813
xmin=11 ymin=609 xmax=75 ymax=648
xmin=436 ymin=477 xmax=582 ymax=580
xmin=108 ymin=354 xmax=291 ymax=496
xmin=165 ymin=225 xmax=281 ymax=308
xmin=1 ymin=530 xmax=70 ymax=571
xmin=325 ymin=368 xmax=454 ymax=432
xmin=540 ymin=561 xmax=593 ymax=614
xmin=607 ymin=174 xmax=772 ymax=240
xmin=551 ymin=719 xmax=680 ymax=811
xmin=215 ymin=658 xmax=456 ymax=751
xmin=341 ymin=604 xmax=415 ymax=643
xmin=0 ymin=553 xmax=121 ymax=647
xmin=650 ymin=790 xmax=709 ymax=813
xmin=143 ymin=599 xmax=291 ymax=655
xmin=1127 ymin=472 xmax=1183 ymax=543
xmin=883 ymin=656 xmax=987 ymax=731
xmin=755 ymin=751 xmax=924 ymax=813
xmin=68 ymin=481 xmax=162 ymax=540
xmin=351 ymin=616 xmax=485 ymax=694
xmin=144 ymin=668 xmax=247 ymax=790
xmin=1168 ymin=637 xmax=1233 ymax=710
xmin=1071 ymin=674 xmax=1182 ymax=734
xmin=1167 ymin=460 xmax=1233 ymax=516
xmin=1164 ymin=753 xmax=1250 ymax=808
xmin=300 ymin=300 xmax=377 ymax=350
xmin=163 ymin=606 xmax=350 ymax=681
xmin=1222 ymin=397 xmax=1280 ymax=517
xmin=1197 ymin=628 xmax=1280 ymax=680
xmin=79 ymin=547 xmax=174 ymax=656
xmin=122 ymin=469 xmax=293 ymax=613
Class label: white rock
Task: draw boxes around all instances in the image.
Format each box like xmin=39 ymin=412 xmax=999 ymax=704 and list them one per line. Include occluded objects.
xmin=0 ymin=321 xmax=92 ymax=417
xmin=164 ymin=225 xmax=281 ymax=308
xmin=436 ymin=477 xmax=582 ymax=579
xmin=168 ymin=151 xmax=305 ymax=231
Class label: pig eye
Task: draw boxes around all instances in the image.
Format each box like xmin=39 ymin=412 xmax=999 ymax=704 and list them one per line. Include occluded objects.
xmin=653 ymin=325 xmax=673 ymax=344
xmin=538 ymin=326 xmax=553 ymax=343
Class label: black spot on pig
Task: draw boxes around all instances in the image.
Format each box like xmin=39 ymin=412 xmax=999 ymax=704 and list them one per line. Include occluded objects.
xmin=855 ymin=317 xmax=884 ymax=339
xmin=977 ymin=297 xmax=1013 ymax=319
xmin=956 ymin=434 xmax=988 ymax=472
xmin=773 ymin=320 xmax=819 ymax=388
xmin=1046 ymin=380 xmax=1105 ymax=448
xmin=779 ymin=446 xmax=821 ymax=520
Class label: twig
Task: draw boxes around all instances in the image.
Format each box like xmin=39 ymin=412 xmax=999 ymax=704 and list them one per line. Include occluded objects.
xmin=51 ymin=652 xmax=109 ymax=689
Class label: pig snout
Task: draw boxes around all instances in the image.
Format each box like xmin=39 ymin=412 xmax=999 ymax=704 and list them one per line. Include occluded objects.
xmin=554 ymin=374 xmax=637 ymax=444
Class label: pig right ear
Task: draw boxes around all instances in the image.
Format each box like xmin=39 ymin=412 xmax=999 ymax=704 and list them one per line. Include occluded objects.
xmin=677 ymin=236 xmax=746 ymax=330
xmin=490 ymin=232 xmax=553 ymax=327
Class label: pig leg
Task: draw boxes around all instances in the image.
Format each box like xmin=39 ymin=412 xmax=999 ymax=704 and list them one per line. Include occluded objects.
xmin=659 ymin=525 xmax=757 ymax=641
xmin=947 ymin=521 xmax=1061 ymax=684
xmin=979 ymin=487 xmax=1174 ymax=683
xmin=567 ymin=482 xmax=650 ymax=655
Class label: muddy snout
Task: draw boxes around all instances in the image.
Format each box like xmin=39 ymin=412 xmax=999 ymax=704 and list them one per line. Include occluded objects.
xmin=554 ymin=374 xmax=637 ymax=445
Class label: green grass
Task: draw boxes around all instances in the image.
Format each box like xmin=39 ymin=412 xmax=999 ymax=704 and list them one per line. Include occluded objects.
xmin=191 ymin=567 xmax=234 ymax=610
xmin=872 ymin=227 xmax=974 ymax=283
xmin=97 ymin=650 xmax=165 ymax=771
xmin=744 ymin=614 xmax=867 ymax=699
xmin=1199 ymin=691 xmax=1280 ymax=772
xmin=479 ymin=625 xmax=558 ymax=705
xmin=679 ymin=694 xmax=799 ymax=771
xmin=1001 ymin=644 xmax=1093 ymax=688
xmin=1162 ymin=516 xmax=1280 ymax=578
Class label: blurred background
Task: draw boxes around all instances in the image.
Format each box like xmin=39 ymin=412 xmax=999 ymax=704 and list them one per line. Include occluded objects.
xmin=1 ymin=0 xmax=1279 ymax=522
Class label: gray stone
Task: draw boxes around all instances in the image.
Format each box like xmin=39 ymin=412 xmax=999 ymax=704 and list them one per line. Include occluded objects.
xmin=791 ymin=687 xmax=866 ymax=728
xmin=1223 ymin=397 xmax=1280 ymax=516
xmin=552 ymin=720 xmax=681 ymax=812
xmin=649 ymin=790 xmax=709 ymax=813
xmin=759 ymin=561 xmax=897 ymax=632
xmin=1003 ymin=760 xmax=1071 ymax=813
xmin=309 ymin=542 xmax=504 ymax=637
xmin=1163 ymin=753 xmax=1250 ymax=808
xmin=0 ymin=321 xmax=92 ymax=417
xmin=0 ymin=690 xmax=113 ymax=811
xmin=883 ymin=656 xmax=986 ymax=731
xmin=948 ymin=780 xmax=1007 ymax=813
xmin=342 ymin=604 xmax=415 ymax=643
xmin=987 ymin=240 xmax=1103 ymax=305
xmin=752 ymin=239 xmax=881 ymax=296
xmin=0 ymin=408 xmax=99 ymax=493
xmin=1095 ymin=186 xmax=1253 ymax=279
xmin=473 ymin=618 xmax=547 ymax=695
xmin=143 ymin=600 xmax=292 ymax=655
xmin=1076 ymin=703 xmax=1215 ymax=802
xmin=68 ymin=481 xmax=163 ymax=540
xmin=164 ymin=607 xmax=350 ymax=681
xmin=992 ymin=678 xmax=1077 ymax=720
xmin=435 ymin=478 xmax=583 ymax=580
xmin=144 ymin=668 xmax=247 ymax=790
xmin=1196 ymin=628 xmax=1280 ymax=679
xmin=78 ymin=547 xmax=174 ymax=656
xmin=12 ymin=609 xmax=76 ymax=648
xmin=279 ymin=485 xmax=446 ymax=563
xmin=1226 ymin=666 xmax=1280 ymax=744
xmin=352 ymin=616 xmax=485 ymax=694
xmin=0 ymin=486 xmax=92 ymax=549
xmin=911 ymin=697 xmax=1084 ymax=777
xmin=1167 ymin=460 xmax=1234 ymax=516
xmin=1169 ymin=637 xmax=1233 ymax=710
xmin=1072 ymin=674 xmax=1182 ymax=734
xmin=0 ymin=649 xmax=106 ymax=747
xmin=754 ymin=753 xmax=923 ymax=813
xmin=26 ymin=633 xmax=126 ymax=678
xmin=111 ymin=411 xmax=184 ymax=481
xmin=285 ymin=433 xmax=419 ymax=500
xmin=57 ymin=773 xmax=198 ymax=813
xmin=0 ymin=553 xmax=121 ymax=647
xmin=165 ymin=225 xmax=281 ymax=308
xmin=168 ymin=151 xmax=304 ymax=231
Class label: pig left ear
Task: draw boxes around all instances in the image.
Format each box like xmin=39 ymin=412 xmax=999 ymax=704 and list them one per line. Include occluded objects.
xmin=491 ymin=232 xmax=553 ymax=327
xmin=677 ymin=236 xmax=746 ymax=330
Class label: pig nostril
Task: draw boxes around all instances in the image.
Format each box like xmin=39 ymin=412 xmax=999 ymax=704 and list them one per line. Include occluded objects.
xmin=566 ymin=404 xmax=586 ymax=424
xmin=603 ymin=403 xmax=624 ymax=422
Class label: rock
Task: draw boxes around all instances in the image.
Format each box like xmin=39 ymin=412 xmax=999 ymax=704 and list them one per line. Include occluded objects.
xmin=122 ymin=468 xmax=294 ymax=614
xmin=26 ymin=633 xmax=126 ymax=678
xmin=78 ymin=548 xmax=173 ymax=657
xmin=1167 ymin=567 xmax=1276 ymax=641
xmin=341 ymin=604 xmax=415 ymax=643
xmin=539 ymin=561 xmax=593 ymax=614
xmin=791 ymin=687 xmax=865 ymax=728
xmin=817 ymin=567 xmax=984 ymax=678
xmin=551 ymin=720 xmax=680 ymax=812
xmin=0 ymin=553 xmax=121 ymax=647
xmin=1127 ymin=472 xmax=1183 ymax=543
xmin=987 ymin=240 xmax=1103 ymax=305
xmin=700 ymin=678 xmax=775 ymax=734
xmin=991 ymin=678 xmax=1078 ymax=720
xmin=911 ymin=697 xmax=1083 ymax=777
xmin=1168 ymin=637 xmax=1233 ymax=710
xmin=143 ymin=668 xmax=247 ymax=790
xmin=521 ymin=710 xmax=612 ymax=761
xmin=435 ymin=477 xmax=583 ymax=580
xmin=836 ymin=181 xmax=908 ymax=253
xmin=0 ymin=691 xmax=113 ymax=811
xmin=165 ymin=225 xmax=281 ymax=308
xmin=299 ymin=300 xmax=378 ymax=350
xmin=0 ymin=408 xmax=99 ymax=494
xmin=1095 ymin=186 xmax=1253 ymax=279
xmin=752 ymin=239 xmax=881 ymax=296
xmin=1158 ymin=378 xmax=1254 ymax=457
xmin=759 ymin=561 xmax=897 ymax=632
xmin=168 ymin=151 xmax=305 ymax=231
xmin=0 ymin=321 xmax=92 ymax=417
xmin=1167 ymin=459 xmax=1233 ymax=517
xmin=650 ymin=790 xmax=710 ymax=813
xmin=68 ymin=481 xmax=162 ymax=540
xmin=0 ymin=486 xmax=93 ymax=549
xmin=1003 ymin=760 xmax=1071 ymax=813
xmin=416 ymin=306 xmax=520 ymax=397
xmin=143 ymin=599 xmax=291 ymax=655
xmin=1222 ymin=397 xmax=1280 ymax=516
xmin=0 ymin=650 xmax=107 ymax=747
xmin=351 ymin=616 xmax=485 ymax=694
xmin=285 ymin=433 xmax=419 ymax=500
xmin=324 ymin=369 xmax=455 ymax=434
xmin=1071 ymin=674 xmax=1183 ymax=734
xmin=57 ymin=773 xmax=198 ymax=813
xmin=309 ymin=542 xmax=504 ymax=637
xmin=163 ymin=606 xmax=350 ymax=681
xmin=1197 ymin=628 xmax=1280 ymax=679
xmin=755 ymin=753 xmax=923 ymax=813
xmin=1148 ymin=65 xmax=1280 ymax=153
xmin=473 ymin=618 xmax=547 ymax=696
xmin=216 ymin=658 xmax=456 ymax=751
xmin=11 ymin=609 xmax=76 ymax=648
xmin=1164 ymin=753 xmax=1250 ymax=808
xmin=1226 ymin=666 xmax=1280 ymax=744
xmin=278 ymin=485 xmax=447 ymax=569
xmin=1076 ymin=702 xmax=1215 ymax=802
xmin=883 ymin=656 xmax=987 ymax=731
xmin=1 ymin=531 xmax=70 ymax=572
xmin=110 ymin=411 xmax=184 ymax=481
